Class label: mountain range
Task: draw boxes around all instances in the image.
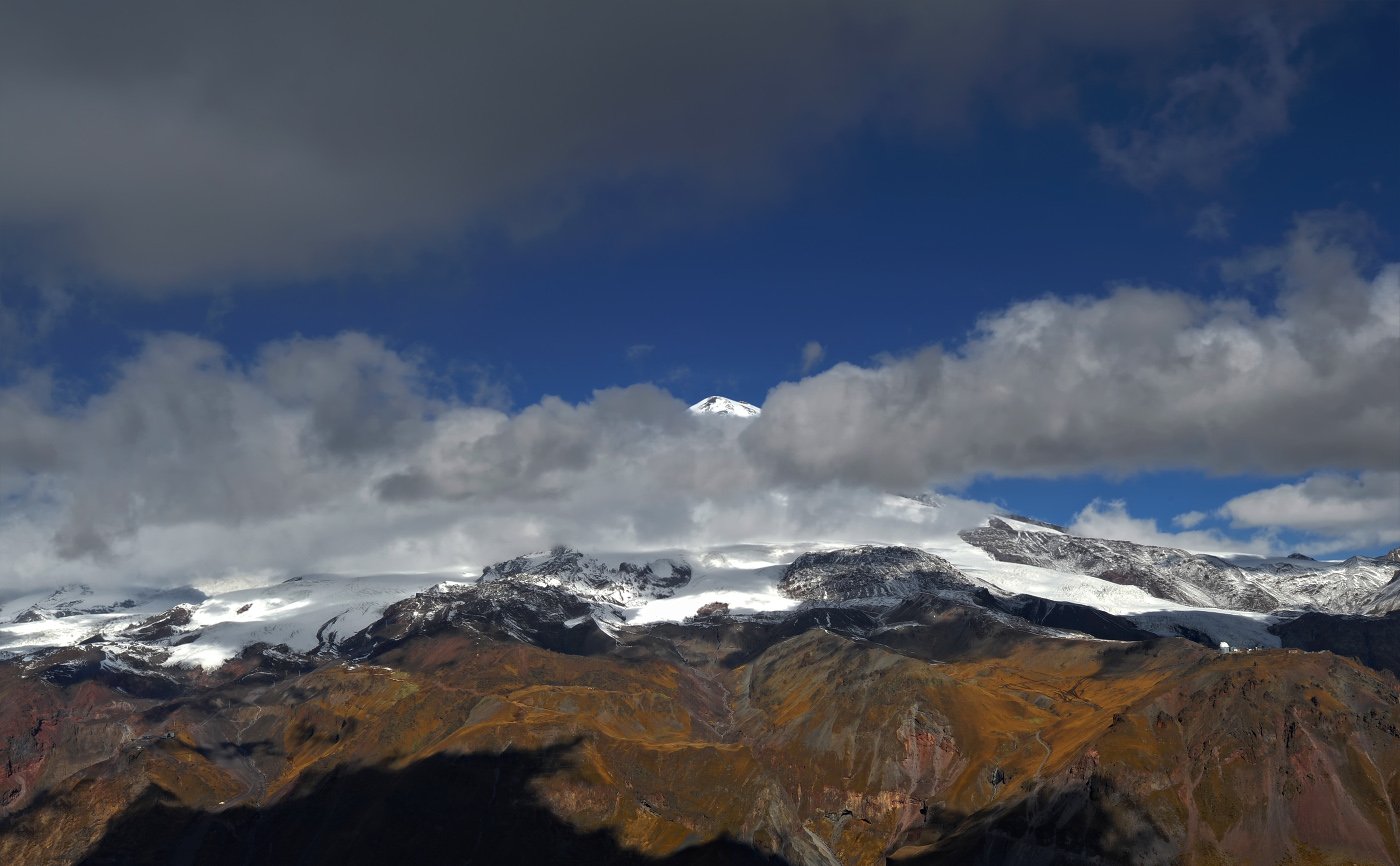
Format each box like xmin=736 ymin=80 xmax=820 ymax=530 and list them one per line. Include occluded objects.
xmin=0 ymin=399 xmax=1396 ymax=865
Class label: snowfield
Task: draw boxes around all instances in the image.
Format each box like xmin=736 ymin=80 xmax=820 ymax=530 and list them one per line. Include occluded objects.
xmin=1 ymin=485 xmax=1391 ymax=669
xmin=925 ymin=537 xmax=1281 ymax=649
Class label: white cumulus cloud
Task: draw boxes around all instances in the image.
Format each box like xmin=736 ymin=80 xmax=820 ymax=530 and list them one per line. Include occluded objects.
xmin=1220 ymin=471 xmax=1400 ymax=550
xmin=1070 ymin=499 xmax=1271 ymax=554
xmin=744 ymin=213 xmax=1399 ymax=485
xmin=0 ymin=216 xmax=1393 ymax=592
xmin=1172 ymin=510 xmax=1208 ymax=529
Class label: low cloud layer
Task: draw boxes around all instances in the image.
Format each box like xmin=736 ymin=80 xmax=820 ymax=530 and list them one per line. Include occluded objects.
xmin=0 ymin=330 xmax=995 ymax=591
xmin=0 ymin=0 xmax=1325 ymax=291
xmin=0 ymin=217 xmax=1393 ymax=591
xmin=1070 ymin=500 xmax=1272 ymax=555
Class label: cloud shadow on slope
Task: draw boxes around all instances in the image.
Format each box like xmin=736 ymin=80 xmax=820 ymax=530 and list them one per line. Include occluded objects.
xmin=892 ymin=775 xmax=1174 ymax=866
xmin=75 ymin=740 xmax=788 ymax=866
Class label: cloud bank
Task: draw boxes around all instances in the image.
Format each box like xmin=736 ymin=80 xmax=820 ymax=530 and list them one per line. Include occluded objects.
xmin=744 ymin=214 xmax=1399 ymax=484
xmin=0 ymin=339 xmax=992 ymax=592
xmin=0 ymin=216 xmax=1393 ymax=591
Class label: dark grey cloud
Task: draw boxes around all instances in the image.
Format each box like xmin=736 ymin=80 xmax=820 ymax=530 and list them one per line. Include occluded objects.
xmin=0 ymin=0 xmax=1319 ymax=291
xmin=0 ymin=333 xmax=444 ymax=565
xmin=256 ymin=334 xmax=438 ymax=458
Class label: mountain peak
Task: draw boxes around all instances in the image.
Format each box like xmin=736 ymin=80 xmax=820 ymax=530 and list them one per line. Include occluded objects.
xmin=688 ymin=395 xmax=760 ymax=418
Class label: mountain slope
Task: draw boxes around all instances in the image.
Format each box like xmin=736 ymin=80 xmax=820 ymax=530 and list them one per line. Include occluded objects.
xmin=960 ymin=517 xmax=1397 ymax=614
xmin=2 ymin=591 xmax=1396 ymax=866
xmin=1364 ymin=553 xmax=1400 ymax=614
xmin=0 ymin=535 xmax=1364 ymax=672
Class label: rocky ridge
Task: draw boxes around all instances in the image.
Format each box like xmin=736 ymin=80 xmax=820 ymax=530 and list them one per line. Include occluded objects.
xmin=960 ymin=517 xmax=1397 ymax=614
xmin=480 ymin=547 xmax=693 ymax=607
xmin=777 ymin=546 xmax=979 ymax=602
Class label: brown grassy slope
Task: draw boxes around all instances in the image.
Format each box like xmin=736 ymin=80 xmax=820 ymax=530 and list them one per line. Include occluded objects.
xmin=0 ymin=621 xmax=1396 ymax=866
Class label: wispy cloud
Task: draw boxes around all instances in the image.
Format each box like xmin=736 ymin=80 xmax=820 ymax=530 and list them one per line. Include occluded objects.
xmin=0 ymin=279 xmax=73 ymax=362
xmin=800 ymin=341 xmax=825 ymax=374
xmin=1091 ymin=16 xmax=1301 ymax=189
xmin=1172 ymin=510 xmax=1208 ymax=529
xmin=1188 ymin=203 xmax=1232 ymax=241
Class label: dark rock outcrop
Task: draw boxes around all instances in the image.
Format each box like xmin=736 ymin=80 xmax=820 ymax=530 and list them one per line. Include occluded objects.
xmin=1270 ymin=610 xmax=1400 ymax=678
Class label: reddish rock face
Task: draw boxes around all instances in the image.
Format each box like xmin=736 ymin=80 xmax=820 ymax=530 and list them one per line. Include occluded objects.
xmin=1 ymin=617 xmax=1397 ymax=866
xmin=694 ymin=600 xmax=730 ymax=618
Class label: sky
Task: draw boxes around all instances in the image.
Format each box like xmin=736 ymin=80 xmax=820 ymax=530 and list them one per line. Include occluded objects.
xmin=0 ymin=1 xmax=1397 ymax=592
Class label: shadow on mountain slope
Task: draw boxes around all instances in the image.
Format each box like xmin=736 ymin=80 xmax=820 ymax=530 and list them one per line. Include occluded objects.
xmin=1270 ymin=609 xmax=1400 ymax=678
xmin=76 ymin=741 xmax=787 ymax=866
xmin=891 ymin=775 xmax=1173 ymax=866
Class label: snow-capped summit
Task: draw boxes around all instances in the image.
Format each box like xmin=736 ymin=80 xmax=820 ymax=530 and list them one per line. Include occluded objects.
xmin=689 ymin=395 xmax=760 ymax=418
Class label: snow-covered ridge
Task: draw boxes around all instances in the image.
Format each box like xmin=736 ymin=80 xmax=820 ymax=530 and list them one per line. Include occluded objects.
xmin=960 ymin=517 xmax=1397 ymax=615
xmin=0 ymin=573 xmax=448 ymax=670
xmin=0 ymin=583 xmax=205 ymax=623
xmin=688 ymin=395 xmax=760 ymax=417
xmin=960 ymin=518 xmax=1281 ymax=612
xmin=1366 ymin=573 xmax=1400 ymax=615
xmin=778 ymin=545 xmax=984 ymax=602
xmin=480 ymin=547 xmax=692 ymax=607
xmin=2 ymin=513 xmax=1394 ymax=672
